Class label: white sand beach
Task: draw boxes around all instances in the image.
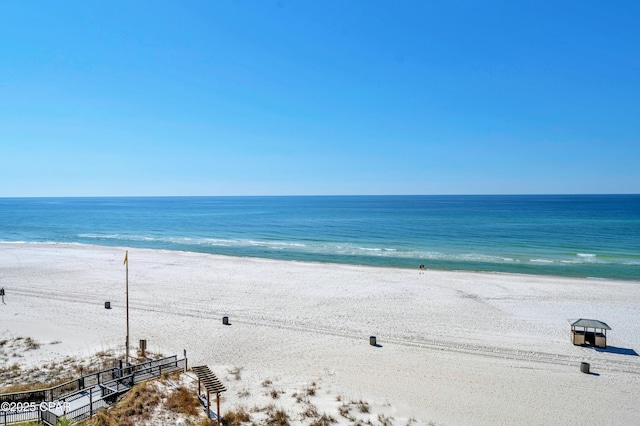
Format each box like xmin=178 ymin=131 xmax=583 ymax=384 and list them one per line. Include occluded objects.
xmin=1 ymin=243 xmax=640 ymax=425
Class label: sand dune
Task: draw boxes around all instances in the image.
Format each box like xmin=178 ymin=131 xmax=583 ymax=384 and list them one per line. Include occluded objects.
xmin=1 ymin=243 xmax=640 ymax=425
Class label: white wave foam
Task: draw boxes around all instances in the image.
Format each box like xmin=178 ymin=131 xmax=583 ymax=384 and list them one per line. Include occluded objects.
xmin=0 ymin=241 xmax=85 ymax=246
xmin=78 ymin=233 xmax=121 ymax=239
xmin=71 ymin=233 xmax=636 ymax=269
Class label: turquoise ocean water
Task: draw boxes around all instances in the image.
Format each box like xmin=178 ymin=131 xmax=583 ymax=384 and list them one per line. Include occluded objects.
xmin=0 ymin=195 xmax=638 ymax=281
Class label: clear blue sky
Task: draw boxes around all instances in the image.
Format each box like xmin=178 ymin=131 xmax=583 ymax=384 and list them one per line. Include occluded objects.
xmin=1 ymin=1 xmax=638 ymax=196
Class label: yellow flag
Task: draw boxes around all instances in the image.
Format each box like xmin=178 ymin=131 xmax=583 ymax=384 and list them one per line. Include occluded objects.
xmin=123 ymin=251 xmax=128 ymax=265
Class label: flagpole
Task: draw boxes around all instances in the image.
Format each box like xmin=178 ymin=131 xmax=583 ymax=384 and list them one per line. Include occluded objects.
xmin=125 ymin=250 xmax=130 ymax=365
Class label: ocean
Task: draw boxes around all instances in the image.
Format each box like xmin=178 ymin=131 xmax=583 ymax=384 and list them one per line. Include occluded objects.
xmin=0 ymin=195 xmax=638 ymax=281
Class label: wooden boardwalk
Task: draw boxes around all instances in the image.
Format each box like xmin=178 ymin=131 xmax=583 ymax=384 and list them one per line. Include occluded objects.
xmin=0 ymin=355 xmax=186 ymax=425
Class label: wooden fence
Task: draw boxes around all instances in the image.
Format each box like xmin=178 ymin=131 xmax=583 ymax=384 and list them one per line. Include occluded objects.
xmin=0 ymin=356 xmax=186 ymax=426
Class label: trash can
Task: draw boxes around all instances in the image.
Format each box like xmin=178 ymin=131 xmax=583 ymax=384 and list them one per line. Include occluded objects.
xmin=105 ymin=301 xmax=111 ymax=309
xmin=580 ymin=362 xmax=590 ymax=374
xmin=222 ymin=316 xmax=229 ymax=325
xmin=370 ymin=336 xmax=377 ymax=346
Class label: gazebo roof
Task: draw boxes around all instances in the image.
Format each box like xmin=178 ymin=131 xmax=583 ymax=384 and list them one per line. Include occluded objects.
xmin=569 ymin=318 xmax=611 ymax=330
xmin=192 ymin=365 xmax=226 ymax=394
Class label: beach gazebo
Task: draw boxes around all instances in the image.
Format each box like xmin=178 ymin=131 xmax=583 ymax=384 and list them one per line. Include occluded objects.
xmin=569 ymin=319 xmax=610 ymax=348
xmin=193 ymin=365 xmax=226 ymax=426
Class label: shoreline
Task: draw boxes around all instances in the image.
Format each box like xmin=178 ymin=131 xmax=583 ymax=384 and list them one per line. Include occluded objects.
xmin=2 ymin=242 xmax=640 ymax=425
xmin=2 ymin=240 xmax=638 ymax=284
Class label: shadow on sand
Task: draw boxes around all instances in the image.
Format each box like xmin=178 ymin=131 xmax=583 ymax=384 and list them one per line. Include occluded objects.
xmin=593 ymin=345 xmax=638 ymax=356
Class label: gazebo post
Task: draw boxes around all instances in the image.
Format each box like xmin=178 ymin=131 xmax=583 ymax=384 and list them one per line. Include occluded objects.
xmin=217 ymin=392 xmax=221 ymax=426
xmin=571 ymin=325 xmax=574 ymax=343
xmin=207 ymin=389 xmax=211 ymax=419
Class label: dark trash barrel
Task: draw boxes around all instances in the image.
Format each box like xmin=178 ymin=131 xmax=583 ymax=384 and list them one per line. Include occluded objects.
xmin=222 ymin=316 xmax=229 ymax=325
xmin=580 ymin=362 xmax=590 ymax=374
xmin=370 ymin=336 xmax=377 ymax=346
xmin=105 ymin=301 xmax=111 ymax=309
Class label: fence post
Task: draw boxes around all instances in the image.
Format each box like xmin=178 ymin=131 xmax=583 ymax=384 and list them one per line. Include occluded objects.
xmin=90 ymin=388 xmax=93 ymax=418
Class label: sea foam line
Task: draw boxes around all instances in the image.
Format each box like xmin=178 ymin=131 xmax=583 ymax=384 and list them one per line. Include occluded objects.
xmin=72 ymin=233 xmax=636 ymax=266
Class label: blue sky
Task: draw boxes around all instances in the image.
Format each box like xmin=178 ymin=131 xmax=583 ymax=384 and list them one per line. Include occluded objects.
xmin=1 ymin=1 xmax=638 ymax=196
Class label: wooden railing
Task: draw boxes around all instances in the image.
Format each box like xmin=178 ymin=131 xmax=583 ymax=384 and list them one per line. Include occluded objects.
xmin=40 ymin=357 xmax=186 ymax=425
xmin=1 ymin=356 xmax=186 ymax=425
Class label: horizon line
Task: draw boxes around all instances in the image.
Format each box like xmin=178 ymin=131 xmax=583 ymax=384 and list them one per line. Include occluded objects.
xmin=1 ymin=193 xmax=638 ymax=199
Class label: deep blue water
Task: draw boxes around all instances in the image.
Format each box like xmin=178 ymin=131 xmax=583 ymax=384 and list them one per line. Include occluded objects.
xmin=1 ymin=195 xmax=639 ymax=280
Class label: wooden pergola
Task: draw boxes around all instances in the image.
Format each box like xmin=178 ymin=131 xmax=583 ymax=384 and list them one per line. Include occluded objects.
xmin=569 ymin=318 xmax=611 ymax=348
xmin=192 ymin=365 xmax=227 ymax=425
